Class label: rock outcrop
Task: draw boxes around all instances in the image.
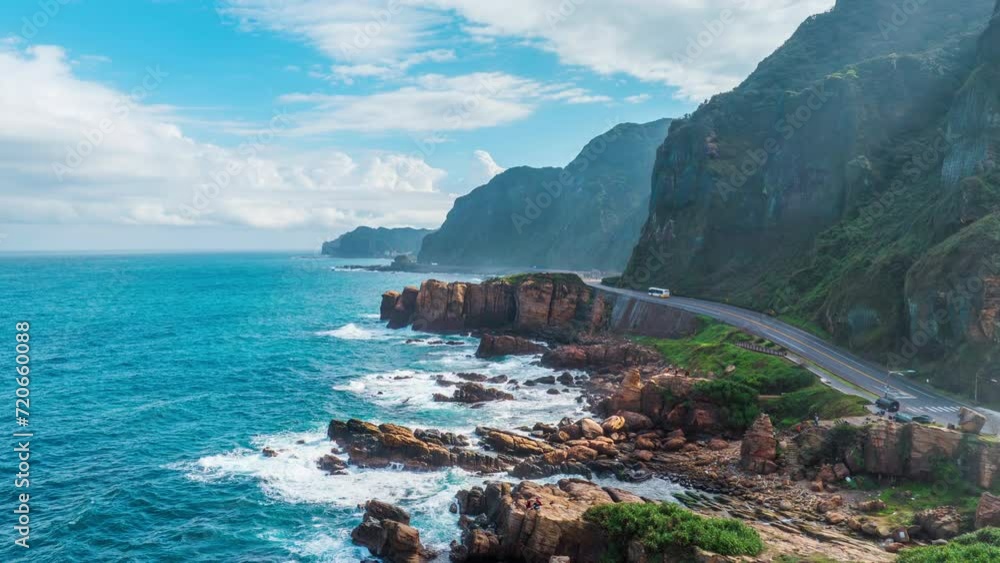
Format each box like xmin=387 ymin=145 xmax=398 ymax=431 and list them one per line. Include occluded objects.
xmin=383 ymin=274 xmax=603 ymax=339
xmin=327 ymin=419 xmax=510 ymax=473
xmin=449 ymin=480 xmax=627 ymax=563
xmin=351 ymin=499 xmax=433 ymax=563
xmin=322 ymin=226 xmax=432 ymax=258
xmin=476 ymin=334 xmax=546 ymax=358
xmin=740 ymin=414 xmax=778 ymax=475
xmin=959 ymin=406 xmax=988 ymax=434
xmin=540 ymin=342 xmax=661 ymax=370
xmin=433 ymin=382 xmax=514 ymax=404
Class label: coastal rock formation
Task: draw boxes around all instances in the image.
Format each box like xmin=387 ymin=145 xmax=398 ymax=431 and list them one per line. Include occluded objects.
xmin=476 ymin=427 xmax=554 ymax=457
xmin=475 ymin=334 xmax=546 ymax=358
xmin=351 ymin=499 xmax=432 ymax=563
xmin=914 ymin=506 xmax=962 ymax=540
xmin=449 ymin=480 xmax=622 ymax=563
xmin=540 ymin=342 xmax=661 ymax=370
xmin=740 ymin=414 xmax=778 ymax=475
xmin=384 ymin=287 xmax=419 ymax=329
xmin=384 ymin=274 xmax=603 ymax=339
xmin=327 ymin=419 xmax=510 ymax=473
xmin=433 ymin=382 xmax=514 ymax=404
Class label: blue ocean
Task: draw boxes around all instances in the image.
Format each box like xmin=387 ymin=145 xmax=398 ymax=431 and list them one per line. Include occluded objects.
xmin=0 ymin=253 xmax=681 ymax=562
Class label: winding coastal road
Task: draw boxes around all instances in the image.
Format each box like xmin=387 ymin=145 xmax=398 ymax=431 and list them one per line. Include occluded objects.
xmin=590 ymin=283 xmax=1000 ymax=433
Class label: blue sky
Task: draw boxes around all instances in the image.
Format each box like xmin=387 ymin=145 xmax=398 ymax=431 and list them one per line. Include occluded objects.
xmin=0 ymin=0 xmax=832 ymax=251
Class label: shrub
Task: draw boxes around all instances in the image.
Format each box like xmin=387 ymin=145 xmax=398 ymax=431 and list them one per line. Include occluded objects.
xmin=693 ymin=379 xmax=760 ymax=432
xmin=897 ymin=527 xmax=1000 ymax=563
xmin=585 ymin=502 xmax=764 ymax=561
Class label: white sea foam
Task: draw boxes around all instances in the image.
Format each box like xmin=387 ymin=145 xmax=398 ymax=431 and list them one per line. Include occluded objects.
xmin=315 ymin=323 xmax=382 ymax=340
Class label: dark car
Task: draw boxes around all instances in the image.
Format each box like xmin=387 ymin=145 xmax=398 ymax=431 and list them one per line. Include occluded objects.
xmin=875 ymin=397 xmax=901 ymax=413
xmin=893 ymin=413 xmax=913 ymax=423
xmin=911 ymin=414 xmax=933 ymax=424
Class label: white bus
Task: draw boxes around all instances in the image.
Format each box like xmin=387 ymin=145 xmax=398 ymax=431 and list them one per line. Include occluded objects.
xmin=647 ymin=287 xmax=671 ymax=298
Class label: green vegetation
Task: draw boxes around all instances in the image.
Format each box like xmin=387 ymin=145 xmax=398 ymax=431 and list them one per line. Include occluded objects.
xmin=876 ymin=480 xmax=983 ymax=528
xmin=637 ymin=321 xmax=867 ymax=430
xmin=321 ymin=226 xmax=432 ymax=258
xmin=897 ymin=528 xmax=1000 ymax=563
xmin=490 ymin=272 xmax=587 ymax=287
xmin=762 ymin=386 xmax=869 ymax=428
xmin=585 ymin=502 xmax=764 ymax=561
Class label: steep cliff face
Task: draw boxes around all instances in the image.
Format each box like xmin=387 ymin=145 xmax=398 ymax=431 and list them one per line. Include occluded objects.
xmin=623 ymin=0 xmax=1000 ymax=402
xmin=321 ymin=226 xmax=433 ymax=258
xmin=418 ymin=119 xmax=671 ymax=271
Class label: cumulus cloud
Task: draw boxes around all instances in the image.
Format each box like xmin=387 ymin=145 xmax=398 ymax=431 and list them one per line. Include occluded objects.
xmin=624 ymin=93 xmax=651 ymax=104
xmin=222 ymin=0 xmax=833 ymax=101
xmin=0 ymin=43 xmax=453 ymax=232
xmin=277 ymin=72 xmax=609 ymax=135
xmin=473 ymin=149 xmax=504 ymax=180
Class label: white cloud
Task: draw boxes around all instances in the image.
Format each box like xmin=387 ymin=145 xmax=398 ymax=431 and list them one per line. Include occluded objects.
xmin=624 ymin=93 xmax=651 ymax=104
xmin=473 ymin=149 xmax=504 ymax=180
xmin=277 ymin=72 xmax=608 ymax=134
xmin=222 ymin=0 xmax=833 ymax=101
xmin=0 ymin=44 xmax=454 ymax=232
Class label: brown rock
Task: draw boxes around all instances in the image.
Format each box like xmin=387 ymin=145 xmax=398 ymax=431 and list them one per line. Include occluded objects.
xmin=826 ymin=511 xmax=847 ymax=525
xmin=976 ymin=492 xmax=1000 ymax=529
xmin=816 ymin=495 xmax=844 ymax=514
xmin=634 ymin=450 xmax=654 ymax=462
xmin=706 ymin=438 xmax=729 ymax=451
xmin=567 ymin=445 xmax=598 ymax=462
xmin=635 ymin=435 xmax=657 ymax=451
xmin=914 ymin=506 xmax=962 ymax=540
xmin=388 ymin=287 xmax=419 ymax=329
xmin=601 ymin=415 xmax=626 ymax=434
xmin=855 ymin=499 xmax=886 ymax=513
xmin=607 ymin=369 xmax=644 ymax=412
xmin=351 ymin=500 xmax=431 ymax=563
xmin=959 ymin=406 xmax=988 ymax=434
xmin=541 ymin=343 xmax=660 ymax=371
xmin=317 ymin=454 xmax=348 ymax=474
xmin=617 ymin=411 xmax=654 ymax=432
xmin=663 ymin=437 xmax=686 ymax=451
xmin=475 ymin=334 xmax=546 ymax=358
xmin=478 ymin=427 xmax=554 ymax=456
xmin=578 ymin=418 xmax=604 ymax=439
xmin=380 ymin=291 xmax=399 ymax=321
xmin=740 ymin=414 xmax=777 ymax=475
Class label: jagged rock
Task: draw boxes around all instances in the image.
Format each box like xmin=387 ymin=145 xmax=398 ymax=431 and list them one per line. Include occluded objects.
xmin=975 ymin=492 xmax=1000 ymax=529
xmin=328 ymin=419 xmax=510 ymax=472
xmin=959 ymin=407 xmax=988 ymax=434
xmin=557 ymin=372 xmax=575 ymax=385
xmin=262 ymin=447 xmax=278 ymax=458
xmin=816 ymin=495 xmax=844 ymax=514
xmin=317 ymin=454 xmax=348 ymax=474
xmin=380 ymin=291 xmax=399 ymax=321
xmin=740 ymin=414 xmax=778 ymax=475
xmin=387 ymin=287 xmax=420 ymax=329
xmin=476 ymin=334 xmax=546 ymax=358
xmin=607 ymin=369 xmax=644 ymax=412
xmin=914 ymin=506 xmax=962 ymax=540
xmin=455 ymin=372 xmax=488 ymax=382
xmin=351 ymin=499 xmax=432 ymax=563
xmin=541 ymin=343 xmax=660 ymax=370
xmin=477 ymin=427 xmax=554 ymax=456
xmin=433 ymin=382 xmax=515 ymax=403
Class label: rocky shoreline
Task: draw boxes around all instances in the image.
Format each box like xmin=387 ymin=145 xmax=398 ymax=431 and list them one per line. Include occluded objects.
xmin=295 ymin=275 xmax=1000 ymax=562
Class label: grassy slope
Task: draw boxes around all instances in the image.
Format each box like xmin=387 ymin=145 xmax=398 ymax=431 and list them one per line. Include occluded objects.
xmin=635 ymin=321 xmax=868 ymax=429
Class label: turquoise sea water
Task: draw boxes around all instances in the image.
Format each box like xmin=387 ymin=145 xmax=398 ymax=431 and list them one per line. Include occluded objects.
xmin=0 ymin=253 xmax=682 ymax=562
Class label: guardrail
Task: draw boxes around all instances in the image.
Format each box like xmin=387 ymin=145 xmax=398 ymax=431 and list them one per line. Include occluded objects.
xmin=734 ymin=341 xmax=788 ymax=357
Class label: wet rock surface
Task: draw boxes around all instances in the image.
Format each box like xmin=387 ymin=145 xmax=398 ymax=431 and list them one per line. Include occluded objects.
xmin=351 ymin=500 xmax=434 ymax=563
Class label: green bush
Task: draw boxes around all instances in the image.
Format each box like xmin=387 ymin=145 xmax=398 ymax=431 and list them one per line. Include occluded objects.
xmin=897 ymin=528 xmax=1000 ymax=563
xmin=585 ymin=502 xmax=764 ymax=561
xmin=693 ymin=379 xmax=760 ymax=432
xmin=763 ymin=386 xmax=869 ymax=428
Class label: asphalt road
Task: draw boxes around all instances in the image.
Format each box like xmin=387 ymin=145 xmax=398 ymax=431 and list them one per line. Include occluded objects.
xmin=591 ymin=283 xmax=1000 ymax=432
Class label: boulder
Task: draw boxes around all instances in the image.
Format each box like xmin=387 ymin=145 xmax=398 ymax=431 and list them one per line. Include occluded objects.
xmin=541 ymin=343 xmax=660 ymax=371
xmin=601 ymin=415 xmax=626 ymax=434
xmin=959 ymin=407 xmax=988 ymax=434
xmin=351 ymin=500 xmax=432 ymax=563
xmin=607 ymin=369 xmax=644 ymax=413
xmin=578 ymin=418 xmax=604 ymax=439
xmin=740 ymin=414 xmax=778 ymax=475
xmin=388 ymin=287 xmax=420 ymax=329
xmin=617 ymin=411 xmax=654 ymax=432
xmin=975 ymin=492 xmax=1000 ymax=529
xmin=476 ymin=334 xmax=546 ymax=358
xmin=477 ymin=427 xmax=554 ymax=456
xmin=380 ymin=291 xmax=400 ymax=321
xmin=914 ymin=506 xmax=962 ymax=540
xmin=433 ymin=382 xmax=514 ymax=403
xmin=317 ymin=454 xmax=348 ymax=474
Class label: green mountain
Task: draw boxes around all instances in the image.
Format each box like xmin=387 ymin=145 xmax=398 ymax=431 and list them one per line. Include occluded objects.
xmin=321 ymin=227 xmax=433 ymax=258
xmin=622 ymin=0 xmax=1000 ymax=403
xmin=418 ymin=119 xmax=672 ymax=271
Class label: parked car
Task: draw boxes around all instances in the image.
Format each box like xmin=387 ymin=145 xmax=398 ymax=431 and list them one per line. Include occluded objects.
xmin=875 ymin=397 xmax=900 ymax=413
xmin=893 ymin=413 xmax=913 ymax=423
xmin=911 ymin=414 xmax=933 ymax=424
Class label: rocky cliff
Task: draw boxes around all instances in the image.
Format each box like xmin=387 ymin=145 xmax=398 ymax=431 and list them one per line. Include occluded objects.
xmin=381 ymin=274 xmax=606 ymax=340
xmin=321 ymin=226 xmax=433 ymax=258
xmin=622 ymin=0 xmax=1000 ymax=402
xmin=418 ymin=119 xmax=671 ymax=271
